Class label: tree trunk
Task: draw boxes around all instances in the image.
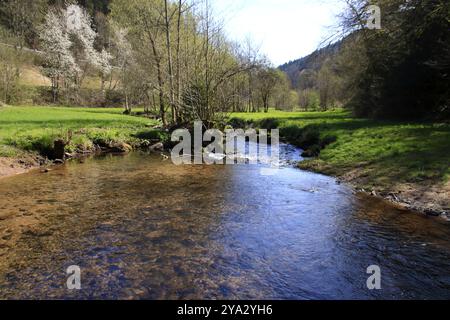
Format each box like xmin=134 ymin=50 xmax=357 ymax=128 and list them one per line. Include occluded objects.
xmin=164 ymin=0 xmax=176 ymax=124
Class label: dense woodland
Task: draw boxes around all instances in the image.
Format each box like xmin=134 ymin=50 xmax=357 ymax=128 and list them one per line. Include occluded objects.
xmin=0 ymin=0 xmax=449 ymax=125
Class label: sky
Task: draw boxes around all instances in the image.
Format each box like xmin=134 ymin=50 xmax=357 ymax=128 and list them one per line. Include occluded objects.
xmin=211 ymin=0 xmax=345 ymax=66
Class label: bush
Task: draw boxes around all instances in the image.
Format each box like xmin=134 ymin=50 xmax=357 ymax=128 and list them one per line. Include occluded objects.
xmin=301 ymin=144 xmax=322 ymax=158
xmin=280 ymin=125 xmax=303 ymax=143
xmin=299 ymin=126 xmax=321 ymax=148
xmin=280 ymin=125 xmax=335 ymax=157
xmin=257 ymin=118 xmax=280 ymax=130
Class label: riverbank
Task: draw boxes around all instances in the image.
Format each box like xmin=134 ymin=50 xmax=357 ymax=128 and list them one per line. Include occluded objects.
xmin=232 ymin=110 xmax=450 ymax=218
xmin=0 ymin=155 xmax=43 ymax=179
xmin=0 ymin=105 xmax=167 ymax=179
xmin=1 ymin=106 xmax=449 ymax=217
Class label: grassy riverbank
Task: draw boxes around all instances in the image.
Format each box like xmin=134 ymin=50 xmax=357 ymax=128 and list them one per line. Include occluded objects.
xmin=232 ymin=110 xmax=450 ymax=214
xmin=1 ymin=105 xmax=448 ymax=214
xmin=0 ymin=106 xmax=162 ymax=159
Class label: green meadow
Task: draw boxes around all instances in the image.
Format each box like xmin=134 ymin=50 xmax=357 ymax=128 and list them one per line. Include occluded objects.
xmin=232 ymin=110 xmax=450 ymax=190
xmin=0 ymin=106 xmax=158 ymax=157
xmin=1 ymin=106 xmax=449 ymax=191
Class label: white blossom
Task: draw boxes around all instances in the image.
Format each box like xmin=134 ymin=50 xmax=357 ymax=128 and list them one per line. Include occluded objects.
xmin=40 ymin=4 xmax=111 ymax=87
xmin=39 ymin=10 xmax=79 ymax=79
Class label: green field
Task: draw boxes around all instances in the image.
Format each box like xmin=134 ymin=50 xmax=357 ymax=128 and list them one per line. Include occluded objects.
xmin=0 ymin=106 xmax=158 ymax=157
xmin=1 ymin=106 xmax=449 ymax=192
xmin=233 ymin=110 xmax=450 ymax=190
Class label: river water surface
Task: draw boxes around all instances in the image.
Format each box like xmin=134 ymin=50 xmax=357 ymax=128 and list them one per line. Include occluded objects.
xmin=0 ymin=146 xmax=449 ymax=299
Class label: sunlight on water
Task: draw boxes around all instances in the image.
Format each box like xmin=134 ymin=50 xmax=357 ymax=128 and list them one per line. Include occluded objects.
xmin=0 ymin=147 xmax=449 ymax=300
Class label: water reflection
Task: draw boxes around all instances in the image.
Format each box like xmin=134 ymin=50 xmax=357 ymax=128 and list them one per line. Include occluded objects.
xmin=0 ymin=148 xmax=449 ymax=299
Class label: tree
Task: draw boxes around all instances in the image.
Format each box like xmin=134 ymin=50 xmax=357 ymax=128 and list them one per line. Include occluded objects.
xmin=0 ymin=0 xmax=47 ymax=103
xmin=0 ymin=0 xmax=47 ymax=49
xmin=338 ymin=0 xmax=450 ymax=119
xmin=39 ymin=4 xmax=111 ymax=102
xmin=255 ymin=67 xmax=279 ymax=113
xmin=111 ymin=0 xmax=259 ymax=127
xmin=272 ymin=70 xmax=295 ymax=111
xmin=39 ymin=8 xmax=78 ymax=102
xmin=0 ymin=28 xmax=21 ymax=104
xmin=298 ymin=89 xmax=320 ymax=111
xmin=317 ymin=61 xmax=341 ymax=110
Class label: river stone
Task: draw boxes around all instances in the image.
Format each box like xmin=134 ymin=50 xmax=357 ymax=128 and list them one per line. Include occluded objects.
xmin=110 ymin=142 xmax=133 ymax=153
xmin=150 ymin=142 xmax=164 ymax=152
xmin=424 ymin=209 xmax=441 ymax=217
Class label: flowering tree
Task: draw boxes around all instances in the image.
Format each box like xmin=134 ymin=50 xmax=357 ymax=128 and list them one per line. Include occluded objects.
xmin=39 ymin=4 xmax=111 ymax=102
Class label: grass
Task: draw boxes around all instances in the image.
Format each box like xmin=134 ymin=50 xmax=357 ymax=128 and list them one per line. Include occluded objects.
xmin=0 ymin=105 xmax=160 ymax=157
xmin=232 ymin=109 xmax=450 ymax=190
xmin=1 ymin=105 xmax=448 ymax=192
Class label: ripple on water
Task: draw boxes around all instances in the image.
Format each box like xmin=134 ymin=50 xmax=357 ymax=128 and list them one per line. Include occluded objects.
xmin=0 ymin=150 xmax=449 ymax=299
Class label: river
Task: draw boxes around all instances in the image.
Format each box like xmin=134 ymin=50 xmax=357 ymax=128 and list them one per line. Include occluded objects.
xmin=0 ymin=145 xmax=449 ymax=299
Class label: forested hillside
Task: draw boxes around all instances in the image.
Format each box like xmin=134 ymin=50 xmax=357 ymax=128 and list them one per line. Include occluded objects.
xmin=279 ymin=41 xmax=341 ymax=88
xmin=279 ymin=0 xmax=449 ymax=120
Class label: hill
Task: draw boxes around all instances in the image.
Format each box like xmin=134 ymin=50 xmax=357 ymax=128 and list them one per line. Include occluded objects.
xmin=278 ymin=41 xmax=341 ymax=88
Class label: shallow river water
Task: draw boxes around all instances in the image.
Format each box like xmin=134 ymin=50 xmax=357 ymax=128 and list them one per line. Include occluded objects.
xmin=0 ymin=146 xmax=449 ymax=299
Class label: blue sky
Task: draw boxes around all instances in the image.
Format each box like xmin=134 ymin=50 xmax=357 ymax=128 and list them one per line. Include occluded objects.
xmin=211 ymin=0 xmax=345 ymax=66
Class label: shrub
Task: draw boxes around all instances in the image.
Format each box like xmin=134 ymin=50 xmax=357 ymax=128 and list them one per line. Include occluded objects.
xmin=299 ymin=126 xmax=321 ymax=148
xmin=280 ymin=125 xmax=303 ymax=143
xmin=257 ymin=118 xmax=280 ymax=130
xmin=301 ymin=144 xmax=322 ymax=158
